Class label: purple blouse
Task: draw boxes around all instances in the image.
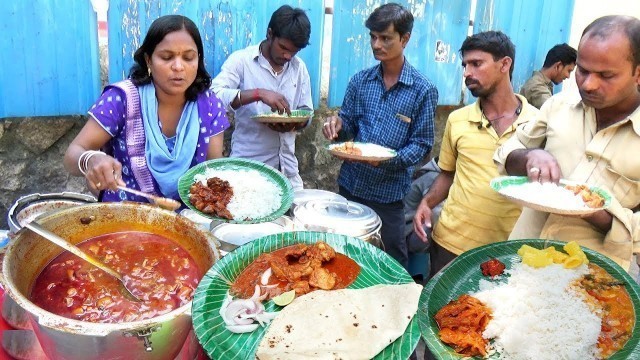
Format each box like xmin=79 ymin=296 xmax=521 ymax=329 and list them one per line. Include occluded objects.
xmin=87 ymin=85 xmax=230 ymax=204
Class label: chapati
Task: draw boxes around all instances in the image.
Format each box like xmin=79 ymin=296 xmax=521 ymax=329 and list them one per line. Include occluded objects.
xmin=256 ymin=283 xmax=422 ymax=359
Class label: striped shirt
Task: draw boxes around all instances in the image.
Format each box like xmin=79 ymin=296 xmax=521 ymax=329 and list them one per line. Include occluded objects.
xmin=337 ymin=60 xmax=438 ymax=203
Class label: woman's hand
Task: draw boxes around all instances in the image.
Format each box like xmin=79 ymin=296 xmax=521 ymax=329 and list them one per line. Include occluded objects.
xmin=322 ymin=115 xmax=342 ymax=140
xmin=85 ymin=153 xmax=125 ymax=191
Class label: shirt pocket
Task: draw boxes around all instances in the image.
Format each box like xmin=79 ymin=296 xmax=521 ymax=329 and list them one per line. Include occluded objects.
xmin=605 ymin=165 xmax=640 ymax=208
xmin=380 ymin=118 xmax=411 ymax=149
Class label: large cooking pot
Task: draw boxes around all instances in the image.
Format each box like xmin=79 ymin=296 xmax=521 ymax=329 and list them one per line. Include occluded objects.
xmin=292 ymin=199 xmax=383 ymax=248
xmin=1 ymin=202 xmax=220 ymax=360
xmin=7 ymin=192 xmax=97 ymax=233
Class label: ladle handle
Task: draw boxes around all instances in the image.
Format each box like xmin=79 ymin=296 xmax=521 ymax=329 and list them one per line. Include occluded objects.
xmin=117 ymin=186 xmax=157 ymax=201
xmin=24 ymin=222 xmax=123 ymax=281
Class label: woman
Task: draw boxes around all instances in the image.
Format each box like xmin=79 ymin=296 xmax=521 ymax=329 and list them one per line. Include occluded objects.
xmin=64 ymin=15 xmax=229 ymax=204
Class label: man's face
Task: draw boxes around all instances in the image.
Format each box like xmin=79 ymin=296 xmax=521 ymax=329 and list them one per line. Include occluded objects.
xmin=551 ymin=62 xmax=576 ymax=85
xmin=461 ymin=49 xmax=509 ymax=98
xmin=369 ymin=24 xmax=409 ymax=62
xmin=265 ymin=31 xmax=301 ymax=67
xmin=575 ymin=31 xmax=640 ymax=109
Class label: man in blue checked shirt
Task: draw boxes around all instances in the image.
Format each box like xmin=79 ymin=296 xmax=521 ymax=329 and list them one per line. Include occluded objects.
xmin=322 ymin=3 xmax=438 ymax=270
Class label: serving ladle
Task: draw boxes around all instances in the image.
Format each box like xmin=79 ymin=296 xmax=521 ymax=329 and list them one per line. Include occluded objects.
xmin=24 ymin=222 xmax=142 ymax=302
xmin=117 ymin=186 xmax=181 ymax=211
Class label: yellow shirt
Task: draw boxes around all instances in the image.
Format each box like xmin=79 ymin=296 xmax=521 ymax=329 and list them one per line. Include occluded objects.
xmin=432 ymin=95 xmax=539 ymax=255
xmin=494 ymin=91 xmax=640 ymax=270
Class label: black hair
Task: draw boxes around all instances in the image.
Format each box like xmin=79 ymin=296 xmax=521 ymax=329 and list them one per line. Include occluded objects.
xmin=365 ymin=3 xmax=414 ymax=36
xmin=268 ymin=5 xmax=311 ymax=49
xmin=459 ymin=30 xmax=516 ymax=79
xmin=582 ymin=15 xmax=640 ymax=69
xmin=129 ymin=15 xmax=211 ymax=101
xmin=543 ymin=43 xmax=577 ymax=68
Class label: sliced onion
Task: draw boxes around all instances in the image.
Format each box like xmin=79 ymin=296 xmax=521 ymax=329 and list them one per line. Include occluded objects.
xmin=225 ymin=323 xmax=260 ymax=333
xmin=219 ymin=290 xmax=279 ymax=333
xmin=260 ymin=268 xmax=272 ymax=285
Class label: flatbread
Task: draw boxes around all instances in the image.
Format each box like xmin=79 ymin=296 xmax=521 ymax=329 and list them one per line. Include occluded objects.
xmin=256 ymin=283 xmax=423 ymax=359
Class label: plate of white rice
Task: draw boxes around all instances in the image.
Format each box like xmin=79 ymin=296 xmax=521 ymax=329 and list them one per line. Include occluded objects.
xmin=490 ymin=176 xmax=611 ymax=215
xmin=419 ymin=239 xmax=640 ymax=360
xmin=326 ymin=142 xmax=397 ymax=162
xmin=178 ymin=158 xmax=293 ymax=224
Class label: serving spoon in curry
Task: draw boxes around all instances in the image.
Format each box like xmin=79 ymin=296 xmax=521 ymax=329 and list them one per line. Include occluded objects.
xmin=24 ymin=222 xmax=142 ymax=302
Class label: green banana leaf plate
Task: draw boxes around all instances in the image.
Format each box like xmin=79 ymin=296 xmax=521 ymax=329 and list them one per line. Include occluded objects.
xmin=192 ymin=231 xmax=420 ymax=359
xmin=420 ymin=239 xmax=640 ymax=359
xmin=490 ymin=176 xmax=612 ymax=215
xmin=178 ymin=158 xmax=293 ymax=224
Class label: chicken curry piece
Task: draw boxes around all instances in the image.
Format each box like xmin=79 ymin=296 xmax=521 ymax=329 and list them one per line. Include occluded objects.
xmin=231 ymin=242 xmax=361 ymax=300
xmin=434 ymin=294 xmax=492 ymax=357
xmin=565 ymin=184 xmax=605 ymax=208
xmin=333 ymin=141 xmax=362 ymax=156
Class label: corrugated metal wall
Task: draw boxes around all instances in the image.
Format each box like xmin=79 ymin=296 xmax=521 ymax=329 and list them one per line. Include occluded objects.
xmin=0 ymin=0 xmax=101 ymax=118
xmin=328 ymin=0 xmax=472 ymax=106
xmin=474 ymin=0 xmax=575 ymax=100
xmin=0 ymin=0 xmax=575 ymax=118
xmin=107 ymin=0 xmax=325 ymax=107
xmin=328 ymin=0 xmax=574 ymax=107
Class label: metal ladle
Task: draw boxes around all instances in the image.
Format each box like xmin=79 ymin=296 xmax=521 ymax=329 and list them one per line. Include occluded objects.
xmin=117 ymin=186 xmax=181 ymax=211
xmin=24 ymin=222 xmax=142 ymax=302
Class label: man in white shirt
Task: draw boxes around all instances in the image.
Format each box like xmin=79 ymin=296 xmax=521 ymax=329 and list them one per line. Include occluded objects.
xmin=211 ymin=5 xmax=313 ymax=189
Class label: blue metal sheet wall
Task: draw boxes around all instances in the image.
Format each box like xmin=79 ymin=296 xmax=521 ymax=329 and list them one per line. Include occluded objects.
xmin=473 ymin=0 xmax=575 ymax=102
xmin=0 ymin=0 xmax=101 ymax=118
xmin=108 ymin=0 xmax=325 ymax=107
xmin=328 ymin=0 xmax=472 ymax=107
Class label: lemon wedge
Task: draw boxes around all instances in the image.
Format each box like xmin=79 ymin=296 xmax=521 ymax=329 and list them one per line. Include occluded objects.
xmin=272 ymin=290 xmax=296 ymax=306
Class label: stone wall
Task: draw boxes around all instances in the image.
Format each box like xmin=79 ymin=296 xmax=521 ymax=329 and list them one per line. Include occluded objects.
xmin=0 ymin=104 xmax=457 ymax=229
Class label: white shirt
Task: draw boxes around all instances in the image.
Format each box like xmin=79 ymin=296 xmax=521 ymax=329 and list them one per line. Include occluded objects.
xmin=211 ymin=44 xmax=313 ymax=189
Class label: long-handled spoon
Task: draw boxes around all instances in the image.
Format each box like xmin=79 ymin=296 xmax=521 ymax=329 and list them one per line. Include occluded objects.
xmin=24 ymin=222 xmax=142 ymax=302
xmin=117 ymin=186 xmax=181 ymax=211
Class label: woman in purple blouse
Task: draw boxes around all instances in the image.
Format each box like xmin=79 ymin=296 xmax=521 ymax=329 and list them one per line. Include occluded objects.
xmin=64 ymin=15 xmax=229 ymax=205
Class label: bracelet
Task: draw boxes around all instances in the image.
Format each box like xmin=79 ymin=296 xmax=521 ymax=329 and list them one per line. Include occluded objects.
xmin=236 ymin=90 xmax=242 ymax=105
xmin=78 ymin=150 xmax=106 ymax=175
xmin=253 ymin=88 xmax=260 ymax=102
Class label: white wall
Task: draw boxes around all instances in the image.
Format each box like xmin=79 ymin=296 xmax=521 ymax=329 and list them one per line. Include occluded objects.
xmin=561 ymin=0 xmax=640 ymax=94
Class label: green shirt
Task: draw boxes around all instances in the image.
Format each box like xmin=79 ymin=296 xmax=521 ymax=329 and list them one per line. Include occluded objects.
xmin=519 ymin=70 xmax=553 ymax=109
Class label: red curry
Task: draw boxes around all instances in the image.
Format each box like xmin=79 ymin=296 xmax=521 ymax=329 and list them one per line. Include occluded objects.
xmin=31 ymin=232 xmax=200 ymax=323
xmin=231 ymin=243 xmax=361 ymax=299
xmin=581 ymin=264 xmax=635 ymax=358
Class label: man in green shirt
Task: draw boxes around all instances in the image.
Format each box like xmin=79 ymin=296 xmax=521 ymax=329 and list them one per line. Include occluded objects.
xmin=519 ymin=43 xmax=577 ymax=108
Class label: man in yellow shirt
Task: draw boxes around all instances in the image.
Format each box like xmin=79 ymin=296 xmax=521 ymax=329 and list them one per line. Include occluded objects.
xmin=413 ymin=31 xmax=540 ymax=275
xmin=494 ymin=15 xmax=640 ymax=271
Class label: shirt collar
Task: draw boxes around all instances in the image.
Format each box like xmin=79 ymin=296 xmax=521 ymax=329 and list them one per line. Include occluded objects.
xmin=366 ymin=58 xmax=415 ymax=86
xmin=572 ymin=96 xmax=640 ymax=136
xmin=250 ymin=43 xmax=299 ymax=70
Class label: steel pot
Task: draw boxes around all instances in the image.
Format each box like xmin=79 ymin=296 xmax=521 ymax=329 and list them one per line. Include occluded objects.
xmin=7 ymin=192 xmax=97 ymax=233
xmin=290 ymin=189 xmax=346 ymax=214
xmin=1 ymin=202 xmax=219 ymax=360
xmin=292 ymin=199 xmax=382 ymax=247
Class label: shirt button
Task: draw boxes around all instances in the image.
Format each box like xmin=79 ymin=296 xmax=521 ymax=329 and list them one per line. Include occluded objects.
xmin=587 ymin=155 xmax=593 ymax=161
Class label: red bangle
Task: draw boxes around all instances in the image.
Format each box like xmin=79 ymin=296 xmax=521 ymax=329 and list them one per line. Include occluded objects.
xmin=253 ymin=89 xmax=259 ymax=102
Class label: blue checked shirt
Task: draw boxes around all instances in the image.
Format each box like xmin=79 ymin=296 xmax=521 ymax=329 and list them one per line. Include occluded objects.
xmin=337 ymin=61 xmax=438 ymax=203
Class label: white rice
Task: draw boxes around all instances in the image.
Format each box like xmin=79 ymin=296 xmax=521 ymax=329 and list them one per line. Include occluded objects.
xmin=473 ymin=263 xmax=601 ymax=360
xmin=193 ymin=169 xmax=282 ymax=220
xmin=499 ymin=182 xmax=588 ymax=209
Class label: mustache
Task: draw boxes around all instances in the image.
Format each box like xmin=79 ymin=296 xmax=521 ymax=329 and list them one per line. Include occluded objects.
xmin=465 ymin=78 xmax=479 ymax=86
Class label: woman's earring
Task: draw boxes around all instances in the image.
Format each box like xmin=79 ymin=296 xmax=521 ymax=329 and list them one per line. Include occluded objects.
xmin=148 ymin=68 xmax=152 ymax=77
